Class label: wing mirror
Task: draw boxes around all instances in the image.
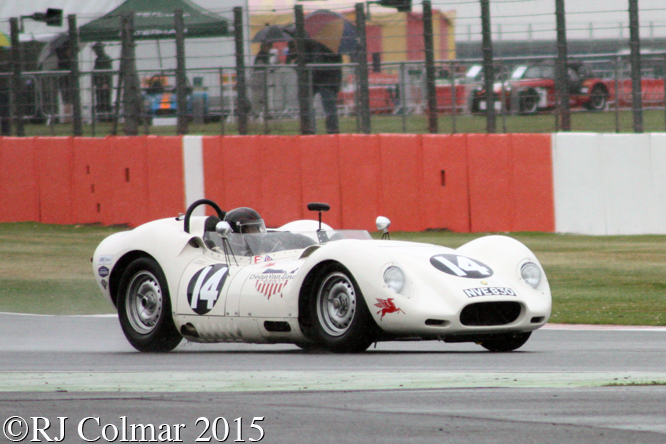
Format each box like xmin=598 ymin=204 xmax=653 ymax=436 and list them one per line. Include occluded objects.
xmin=216 ymin=221 xmax=232 ymax=238
xmin=376 ymin=216 xmax=391 ymax=240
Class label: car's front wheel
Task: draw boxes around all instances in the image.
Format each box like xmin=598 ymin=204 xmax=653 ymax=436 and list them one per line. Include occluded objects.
xmin=479 ymin=332 xmax=531 ymax=352
xmin=117 ymin=257 xmax=182 ymax=352
xmin=307 ymin=265 xmax=375 ymax=353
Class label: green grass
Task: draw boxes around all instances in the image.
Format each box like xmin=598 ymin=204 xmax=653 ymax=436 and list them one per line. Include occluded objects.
xmin=19 ymin=109 xmax=666 ymax=137
xmin=1 ymin=223 xmax=665 ymax=325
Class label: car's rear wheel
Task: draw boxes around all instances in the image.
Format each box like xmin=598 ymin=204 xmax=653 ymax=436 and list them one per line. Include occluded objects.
xmin=585 ymin=85 xmax=608 ymax=111
xmin=117 ymin=257 xmax=182 ymax=352
xmin=308 ymin=265 xmax=374 ymax=353
xmin=519 ymin=90 xmax=539 ymax=114
xmin=479 ymin=332 xmax=531 ymax=352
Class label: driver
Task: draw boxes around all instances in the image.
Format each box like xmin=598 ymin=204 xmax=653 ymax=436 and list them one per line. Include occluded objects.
xmin=224 ymin=207 xmax=266 ymax=234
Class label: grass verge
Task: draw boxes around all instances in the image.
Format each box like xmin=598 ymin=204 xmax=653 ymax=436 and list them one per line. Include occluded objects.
xmin=1 ymin=223 xmax=665 ymax=324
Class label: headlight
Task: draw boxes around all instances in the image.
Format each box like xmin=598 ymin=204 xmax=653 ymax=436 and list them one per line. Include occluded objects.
xmin=383 ymin=266 xmax=405 ymax=294
xmin=520 ymin=262 xmax=541 ymax=289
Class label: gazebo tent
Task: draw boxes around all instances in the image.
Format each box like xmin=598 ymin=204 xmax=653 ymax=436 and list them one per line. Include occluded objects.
xmin=79 ymin=0 xmax=231 ymax=42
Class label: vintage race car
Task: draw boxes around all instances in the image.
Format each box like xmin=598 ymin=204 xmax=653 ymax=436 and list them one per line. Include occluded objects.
xmin=92 ymin=200 xmax=551 ymax=353
xmin=471 ymin=63 xmax=609 ymax=114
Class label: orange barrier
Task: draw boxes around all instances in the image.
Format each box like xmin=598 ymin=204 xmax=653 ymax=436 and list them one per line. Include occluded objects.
xmin=510 ymin=134 xmax=555 ymax=232
xmin=337 ymin=134 xmax=381 ymax=231
xmin=35 ymin=137 xmax=75 ymax=225
xmin=299 ymin=135 xmax=342 ymax=228
xmin=379 ymin=134 xmax=425 ymax=231
xmin=466 ymin=134 xmax=514 ymax=232
xmin=1 ymin=134 xmax=555 ymax=233
xmin=421 ymin=134 xmax=470 ymax=232
xmin=145 ymin=136 xmax=185 ymax=221
xmin=257 ymin=136 xmax=303 ymax=227
xmin=0 ymin=137 xmax=39 ymax=222
xmin=72 ymin=137 xmax=112 ymax=225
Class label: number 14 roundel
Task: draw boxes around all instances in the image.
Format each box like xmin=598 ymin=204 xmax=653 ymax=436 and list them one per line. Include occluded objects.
xmin=430 ymin=254 xmax=493 ymax=279
xmin=187 ymin=264 xmax=229 ymax=315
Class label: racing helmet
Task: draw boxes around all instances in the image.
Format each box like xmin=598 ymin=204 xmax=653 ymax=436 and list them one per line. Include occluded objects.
xmin=224 ymin=207 xmax=266 ymax=234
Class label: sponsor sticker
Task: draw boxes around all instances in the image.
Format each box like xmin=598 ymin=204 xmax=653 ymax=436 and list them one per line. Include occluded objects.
xmin=463 ymin=287 xmax=516 ymax=298
xmin=98 ymin=266 xmax=109 ymax=278
xmin=249 ymin=266 xmax=299 ymax=299
xmin=374 ymin=298 xmax=405 ymax=320
xmin=253 ymin=255 xmax=273 ymax=264
xmin=187 ymin=264 xmax=229 ymax=315
xmin=430 ymin=254 xmax=494 ymax=278
xmin=98 ymin=255 xmax=113 ymax=265
xmin=100 ymin=279 xmax=107 ymax=290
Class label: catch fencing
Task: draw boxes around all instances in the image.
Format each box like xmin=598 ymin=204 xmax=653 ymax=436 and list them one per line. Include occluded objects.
xmin=2 ymin=0 xmax=666 ymax=136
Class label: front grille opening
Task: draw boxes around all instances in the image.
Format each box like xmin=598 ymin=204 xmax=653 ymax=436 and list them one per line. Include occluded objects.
xmin=531 ymin=316 xmax=545 ymax=324
xmin=425 ymin=319 xmax=450 ymax=327
xmin=460 ymin=302 xmax=522 ymax=326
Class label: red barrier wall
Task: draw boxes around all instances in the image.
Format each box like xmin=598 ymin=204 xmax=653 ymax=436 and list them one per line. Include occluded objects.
xmin=146 ymin=136 xmax=185 ymax=221
xmin=510 ymin=134 xmax=555 ymax=232
xmin=0 ymin=137 xmax=39 ymax=222
xmin=421 ymin=134 xmax=470 ymax=232
xmin=72 ymin=137 xmax=112 ymax=225
xmin=338 ymin=134 xmax=381 ymax=231
xmin=466 ymin=134 xmax=514 ymax=232
xmin=299 ymin=135 xmax=342 ymax=228
xmin=379 ymin=134 xmax=424 ymax=231
xmin=35 ymin=137 xmax=74 ymax=225
xmin=1 ymin=134 xmax=555 ymax=233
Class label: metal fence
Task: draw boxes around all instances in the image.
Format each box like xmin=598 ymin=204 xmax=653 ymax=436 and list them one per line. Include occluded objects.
xmin=2 ymin=0 xmax=666 ymax=136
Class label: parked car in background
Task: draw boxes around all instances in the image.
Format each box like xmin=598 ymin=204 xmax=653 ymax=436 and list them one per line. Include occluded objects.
xmin=470 ymin=63 xmax=610 ymax=115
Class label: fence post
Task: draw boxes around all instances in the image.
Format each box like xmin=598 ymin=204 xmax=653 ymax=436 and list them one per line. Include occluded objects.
xmin=294 ymin=5 xmax=313 ymax=135
xmin=628 ymin=0 xmax=643 ymax=133
xmin=9 ymin=18 xmax=23 ymax=136
xmin=68 ymin=15 xmax=83 ymax=136
xmin=175 ymin=9 xmax=188 ymax=135
xmin=120 ymin=11 xmax=142 ymax=136
xmin=355 ymin=3 xmax=371 ymax=134
xmin=423 ymin=0 xmax=438 ymax=134
xmin=480 ymin=0 xmax=496 ymax=133
xmin=555 ymin=0 xmax=571 ymax=131
xmin=234 ymin=7 xmax=249 ymax=135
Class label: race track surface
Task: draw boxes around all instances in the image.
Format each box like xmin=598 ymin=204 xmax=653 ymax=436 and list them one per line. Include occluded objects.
xmin=1 ymin=313 xmax=665 ymax=443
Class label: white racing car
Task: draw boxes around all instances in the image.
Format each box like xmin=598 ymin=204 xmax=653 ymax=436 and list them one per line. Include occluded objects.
xmin=92 ymin=200 xmax=551 ymax=353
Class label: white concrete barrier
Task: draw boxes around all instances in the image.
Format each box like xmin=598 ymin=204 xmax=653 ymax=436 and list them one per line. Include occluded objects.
xmin=553 ymin=132 xmax=666 ymax=234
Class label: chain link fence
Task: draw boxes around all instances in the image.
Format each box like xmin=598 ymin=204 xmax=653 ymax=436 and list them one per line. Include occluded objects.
xmin=2 ymin=0 xmax=666 ymax=136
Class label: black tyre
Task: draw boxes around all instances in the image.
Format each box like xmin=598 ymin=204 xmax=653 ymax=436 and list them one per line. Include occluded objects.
xmin=117 ymin=257 xmax=182 ymax=352
xmin=307 ymin=265 xmax=374 ymax=353
xmin=479 ymin=332 xmax=531 ymax=352
xmin=585 ymin=86 xmax=607 ymax=111
xmin=519 ymin=90 xmax=539 ymax=115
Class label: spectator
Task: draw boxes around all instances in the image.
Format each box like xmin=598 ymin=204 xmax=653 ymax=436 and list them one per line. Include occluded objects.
xmin=92 ymin=42 xmax=113 ymax=121
xmin=305 ymin=40 xmax=342 ymax=134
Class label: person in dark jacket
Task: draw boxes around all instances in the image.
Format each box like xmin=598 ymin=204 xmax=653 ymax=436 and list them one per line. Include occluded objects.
xmin=92 ymin=42 xmax=113 ymax=121
xmin=289 ymin=39 xmax=342 ymax=134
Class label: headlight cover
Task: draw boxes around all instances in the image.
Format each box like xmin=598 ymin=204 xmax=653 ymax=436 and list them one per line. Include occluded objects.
xmin=520 ymin=262 xmax=541 ymax=289
xmin=383 ymin=266 xmax=405 ymax=294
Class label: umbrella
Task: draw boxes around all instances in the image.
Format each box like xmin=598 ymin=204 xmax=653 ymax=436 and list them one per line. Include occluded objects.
xmin=252 ymin=25 xmax=293 ymax=43
xmin=303 ymin=10 xmax=357 ymax=54
xmin=0 ymin=31 xmax=11 ymax=48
